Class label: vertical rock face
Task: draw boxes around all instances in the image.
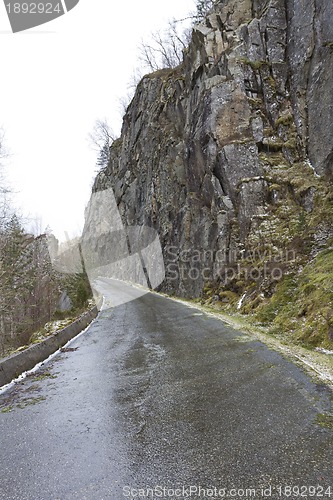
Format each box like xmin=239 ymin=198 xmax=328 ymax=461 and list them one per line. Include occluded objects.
xmin=287 ymin=0 xmax=333 ymax=178
xmin=84 ymin=0 xmax=333 ymax=302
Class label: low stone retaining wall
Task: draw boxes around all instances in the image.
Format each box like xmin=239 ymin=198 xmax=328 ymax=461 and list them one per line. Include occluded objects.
xmin=0 ymin=304 xmax=99 ymax=388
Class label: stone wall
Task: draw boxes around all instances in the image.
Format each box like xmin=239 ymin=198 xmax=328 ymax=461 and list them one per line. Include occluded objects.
xmin=0 ymin=305 xmax=99 ymax=388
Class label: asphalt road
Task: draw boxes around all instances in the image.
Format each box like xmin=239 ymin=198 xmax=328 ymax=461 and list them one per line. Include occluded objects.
xmin=0 ymin=279 xmax=332 ymax=500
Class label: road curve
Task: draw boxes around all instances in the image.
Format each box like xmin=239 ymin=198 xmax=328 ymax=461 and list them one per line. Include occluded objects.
xmin=0 ymin=279 xmax=332 ymax=500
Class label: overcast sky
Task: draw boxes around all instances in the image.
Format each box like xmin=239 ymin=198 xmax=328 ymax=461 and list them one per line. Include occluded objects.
xmin=0 ymin=0 xmax=195 ymax=241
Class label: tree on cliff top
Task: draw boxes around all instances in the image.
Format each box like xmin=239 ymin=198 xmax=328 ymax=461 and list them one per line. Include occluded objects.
xmin=194 ymin=0 xmax=216 ymax=21
xmin=88 ymin=119 xmax=114 ymax=170
xmin=138 ymin=0 xmax=217 ymax=72
xmin=139 ymin=19 xmax=191 ymax=72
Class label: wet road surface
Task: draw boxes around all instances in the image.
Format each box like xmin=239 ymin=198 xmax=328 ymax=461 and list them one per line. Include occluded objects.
xmin=0 ymin=279 xmax=332 ymax=499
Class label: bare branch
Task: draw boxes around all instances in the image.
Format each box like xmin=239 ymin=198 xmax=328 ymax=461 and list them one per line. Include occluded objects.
xmin=88 ymin=119 xmax=115 ymax=171
xmin=138 ymin=18 xmax=191 ymax=72
xmin=88 ymin=119 xmax=115 ymax=153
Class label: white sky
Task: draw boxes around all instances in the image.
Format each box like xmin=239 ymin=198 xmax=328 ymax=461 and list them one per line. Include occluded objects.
xmin=0 ymin=0 xmax=195 ymax=242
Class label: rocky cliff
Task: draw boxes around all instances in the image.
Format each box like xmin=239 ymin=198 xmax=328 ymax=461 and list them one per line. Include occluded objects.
xmin=84 ymin=0 xmax=333 ymax=347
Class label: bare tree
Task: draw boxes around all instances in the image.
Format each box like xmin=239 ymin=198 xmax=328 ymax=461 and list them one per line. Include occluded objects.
xmin=139 ymin=19 xmax=192 ymax=72
xmin=88 ymin=119 xmax=114 ymax=153
xmin=118 ymin=92 xmax=134 ymax=117
xmin=88 ymin=119 xmax=115 ymax=170
xmin=116 ymin=67 xmax=144 ymax=119
xmin=138 ymin=0 xmax=217 ymax=73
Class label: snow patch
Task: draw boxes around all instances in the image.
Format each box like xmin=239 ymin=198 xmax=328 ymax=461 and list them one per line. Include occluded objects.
xmin=237 ymin=293 xmax=246 ymax=310
xmin=315 ymin=347 xmax=333 ymax=355
xmin=306 ymin=159 xmax=320 ymax=178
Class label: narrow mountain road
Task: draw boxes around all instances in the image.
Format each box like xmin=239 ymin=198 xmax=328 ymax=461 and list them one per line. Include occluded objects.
xmin=0 ymin=279 xmax=332 ymax=500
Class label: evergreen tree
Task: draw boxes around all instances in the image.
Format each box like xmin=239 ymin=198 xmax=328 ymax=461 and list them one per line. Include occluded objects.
xmin=0 ymin=215 xmax=28 ymax=348
xmin=88 ymin=119 xmax=114 ymax=171
xmin=96 ymin=140 xmax=110 ymax=170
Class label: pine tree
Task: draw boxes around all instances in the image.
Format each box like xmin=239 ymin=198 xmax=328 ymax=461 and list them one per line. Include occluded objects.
xmin=0 ymin=215 xmax=28 ymax=348
xmin=88 ymin=119 xmax=114 ymax=171
xmin=96 ymin=140 xmax=110 ymax=169
xmin=0 ymin=218 xmax=64 ymax=353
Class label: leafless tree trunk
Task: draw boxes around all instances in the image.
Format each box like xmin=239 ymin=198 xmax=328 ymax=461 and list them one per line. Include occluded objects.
xmin=139 ymin=20 xmax=192 ymax=72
